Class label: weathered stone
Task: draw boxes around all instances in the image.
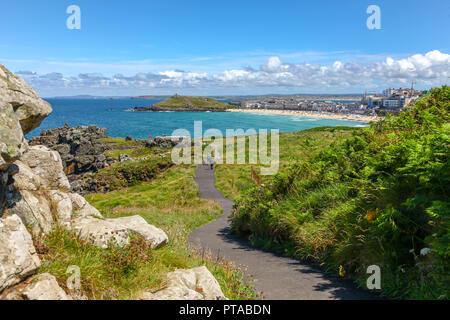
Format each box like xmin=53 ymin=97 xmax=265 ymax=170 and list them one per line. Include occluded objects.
xmin=29 ymin=124 xmax=110 ymax=178
xmin=6 ymin=190 xmax=54 ymax=235
xmin=154 ymin=136 xmax=182 ymax=149
xmin=139 ymin=266 xmax=226 ymax=300
xmin=0 ymin=215 xmax=41 ymax=292
xmin=5 ymin=146 xmax=102 ymax=234
xmin=119 ymin=153 xmax=133 ymax=162
xmin=19 ymin=145 xmax=70 ymax=190
xmin=72 ymin=215 xmax=168 ymax=249
xmin=48 ymin=191 xmax=72 ymax=230
xmin=72 ymin=216 xmax=130 ymax=249
xmin=22 ymin=273 xmax=71 ymax=300
xmin=0 ymin=104 xmax=28 ymax=170
xmin=68 ymin=193 xmax=103 ymax=218
xmin=0 ymin=64 xmax=52 ymax=134
xmin=112 ymin=215 xmax=168 ymax=249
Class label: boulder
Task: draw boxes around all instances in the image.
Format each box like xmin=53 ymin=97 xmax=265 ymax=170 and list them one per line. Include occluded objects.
xmin=0 ymin=64 xmax=52 ymax=134
xmin=119 ymin=153 xmax=133 ymax=162
xmin=71 ymin=216 xmax=130 ymax=249
xmin=112 ymin=215 xmax=168 ymax=249
xmin=0 ymin=215 xmax=41 ymax=292
xmin=68 ymin=193 xmax=102 ymax=218
xmin=48 ymin=191 xmax=73 ymax=230
xmin=72 ymin=215 xmax=168 ymax=249
xmin=18 ymin=145 xmax=70 ymax=190
xmin=28 ymin=124 xmax=109 ymax=177
xmin=139 ymin=266 xmax=226 ymax=300
xmin=22 ymin=273 xmax=71 ymax=300
xmin=6 ymin=189 xmax=55 ymax=235
xmin=5 ymin=146 xmax=103 ymax=234
xmin=0 ymin=104 xmax=28 ymax=170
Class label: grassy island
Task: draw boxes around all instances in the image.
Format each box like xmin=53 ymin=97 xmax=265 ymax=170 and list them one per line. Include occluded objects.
xmin=134 ymin=94 xmax=233 ymax=112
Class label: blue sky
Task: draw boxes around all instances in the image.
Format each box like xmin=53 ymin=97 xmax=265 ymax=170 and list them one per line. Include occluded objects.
xmin=1 ymin=0 xmax=449 ymax=96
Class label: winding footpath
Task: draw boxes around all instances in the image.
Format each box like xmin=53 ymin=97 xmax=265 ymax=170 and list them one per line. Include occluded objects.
xmin=189 ymin=164 xmax=377 ymax=300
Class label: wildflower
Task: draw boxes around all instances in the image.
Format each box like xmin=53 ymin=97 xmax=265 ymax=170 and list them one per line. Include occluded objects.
xmin=409 ymin=249 xmax=414 ymax=253
xmin=338 ymin=265 xmax=345 ymax=277
xmin=366 ymin=210 xmax=377 ymax=222
xmin=420 ymin=248 xmax=431 ymax=256
xmin=432 ymin=233 xmax=437 ymax=237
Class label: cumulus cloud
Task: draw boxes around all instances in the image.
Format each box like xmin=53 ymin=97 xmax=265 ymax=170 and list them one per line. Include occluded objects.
xmin=15 ymin=50 xmax=450 ymax=95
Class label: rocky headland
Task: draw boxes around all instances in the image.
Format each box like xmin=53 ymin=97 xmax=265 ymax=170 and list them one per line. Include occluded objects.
xmin=133 ymin=94 xmax=232 ymax=112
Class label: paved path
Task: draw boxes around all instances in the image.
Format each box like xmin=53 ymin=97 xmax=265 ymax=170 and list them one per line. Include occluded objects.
xmin=189 ymin=164 xmax=376 ymax=300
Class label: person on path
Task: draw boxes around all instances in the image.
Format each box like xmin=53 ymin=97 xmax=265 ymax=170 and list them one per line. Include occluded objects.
xmin=206 ymin=154 xmax=213 ymax=170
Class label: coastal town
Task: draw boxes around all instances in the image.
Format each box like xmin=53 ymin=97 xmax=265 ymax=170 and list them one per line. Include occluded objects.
xmin=228 ymin=86 xmax=425 ymax=119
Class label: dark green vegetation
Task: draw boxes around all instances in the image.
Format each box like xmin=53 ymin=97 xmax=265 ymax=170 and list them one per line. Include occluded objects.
xmin=37 ymin=166 xmax=260 ymax=299
xmin=75 ymin=137 xmax=173 ymax=193
xmin=135 ymin=95 xmax=233 ymax=111
xmin=92 ymin=157 xmax=172 ymax=192
xmin=222 ymin=87 xmax=449 ymax=299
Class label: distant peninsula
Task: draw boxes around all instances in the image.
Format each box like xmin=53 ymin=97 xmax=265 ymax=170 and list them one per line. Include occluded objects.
xmin=133 ymin=94 xmax=233 ymax=112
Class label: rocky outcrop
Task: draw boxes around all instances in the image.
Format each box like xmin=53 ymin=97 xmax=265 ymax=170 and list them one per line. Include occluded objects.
xmin=139 ymin=266 xmax=226 ymax=300
xmin=22 ymin=273 xmax=71 ymax=300
xmin=29 ymin=124 xmax=110 ymax=176
xmin=119 ymin=153 xmax=133 ymax=162
xmin=0 ymin=215 xmax=41 ymax=292
xmin=111 ymin=215 xmax=169 ymax=248
xmin=1 ymin=273 xmax=72 ymax=300
xmin=0 ymin=103 xmax=27 ymax=170
xmin=1 ymin=64 xmax=52 ymax=214
xmin=0 ymin=64 xmax=52 ymax=135
xmin=72 ymin=215 xmax=168 ymax=249
xmin=4 ymin=145 xmax=102 ymax=235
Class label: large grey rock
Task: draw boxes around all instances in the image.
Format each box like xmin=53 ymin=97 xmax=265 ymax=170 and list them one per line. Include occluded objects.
xmin=68 ymin=193 xmax=103 ymax=218
xmin=28 ymin=124 xmax=109 ymax=177
xmin=7 ymin=189 xmax=55 ymax=235
xmin=5 ymin=145 xmax=102 ymax=234
xmin=22 ymin=273 xmax=71 ymax=300
xmin=139 ymin=266 xmax=226 ymax=300
xmin=112 ymin=215 xmax=168 ymax=249
xmin=72 ymin=215 xmax=168 ymax=249
xmin=72 ymin=216 xmax=130 ymax=249
xmin=119 ymin=153 xmax=133 ymax=162
xmin=0 ymin=64 xmax=52 ymax=134
xmin=0 ymin=104 xmax=28 ymax=170
xmin=0 ymin=215 xmax=41 ymax=292
xmin=18 ymin=145 xmax=70 ymax=190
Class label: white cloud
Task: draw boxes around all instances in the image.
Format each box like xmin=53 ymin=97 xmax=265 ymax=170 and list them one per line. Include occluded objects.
xmin=13 ymin=50 xmax=450 ymax=95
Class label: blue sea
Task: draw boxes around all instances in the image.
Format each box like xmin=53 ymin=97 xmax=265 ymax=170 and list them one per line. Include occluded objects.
xmin=27 ymin=98 xmax=367 ymax=139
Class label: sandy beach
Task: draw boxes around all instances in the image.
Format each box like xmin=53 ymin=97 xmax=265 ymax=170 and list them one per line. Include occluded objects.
xmin=226 ymin=108 xmax=380 ymax=123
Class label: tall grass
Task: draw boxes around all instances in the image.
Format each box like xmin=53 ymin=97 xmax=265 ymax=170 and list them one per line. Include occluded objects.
xmin=230 ymin=87 xmax=450 ymax=299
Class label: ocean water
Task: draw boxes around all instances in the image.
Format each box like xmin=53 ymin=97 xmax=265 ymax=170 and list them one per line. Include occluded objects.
xmin=27 ymin=98 xmax=367 ymax=139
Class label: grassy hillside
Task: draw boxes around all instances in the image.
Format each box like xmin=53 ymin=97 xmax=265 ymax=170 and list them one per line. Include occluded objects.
xmin=215 ymin=126 xmax=357 ymax=200
xmin=218 ymin=86 xmax=449 ymax=299
xmin=151 ymin=95 xmax=232 ymax=111
xmin=37 ymin=165 xmax=260 ymax=300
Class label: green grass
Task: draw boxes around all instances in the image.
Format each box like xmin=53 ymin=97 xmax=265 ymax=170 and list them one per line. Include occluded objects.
xmin=227 ymin=87 xmax=450 ymax=300
xmin=38 ymin=165 xmax=260 ymax=300
xmin=215 ymin=126 xmax=357 ymax=199
xmin=153 ymin=95 xmax=233 ymax=110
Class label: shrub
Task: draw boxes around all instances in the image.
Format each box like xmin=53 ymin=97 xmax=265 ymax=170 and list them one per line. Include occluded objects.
xmin=232 ymin=86 xmax=450 ymax=299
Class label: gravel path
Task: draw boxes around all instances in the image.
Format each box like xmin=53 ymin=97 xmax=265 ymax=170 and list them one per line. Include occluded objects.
xmin=188 ymin=164 xmax=377 ymax=300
